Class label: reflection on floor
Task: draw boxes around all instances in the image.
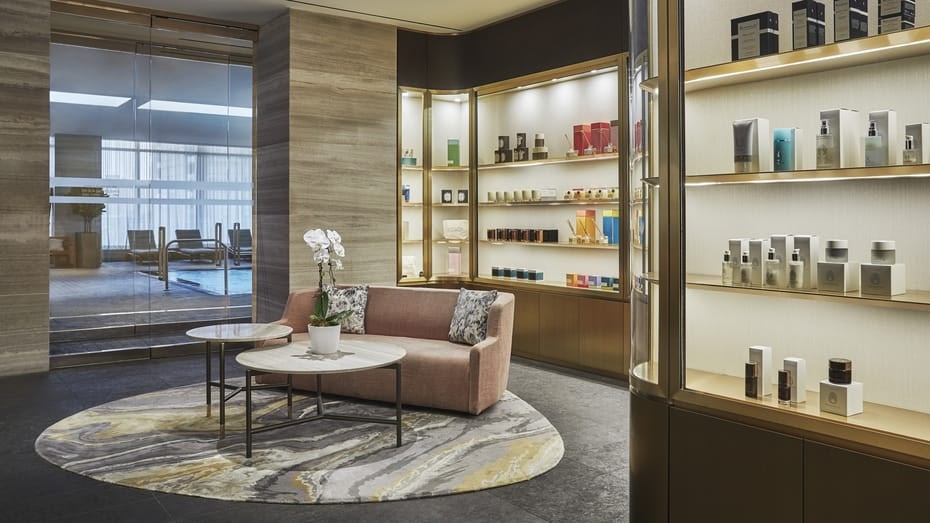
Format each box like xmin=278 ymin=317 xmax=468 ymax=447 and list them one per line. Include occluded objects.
xmin=50 ymin=260 xmax=252 ymax=357
xmin=1 ymin=355 xmax=630 ymax=522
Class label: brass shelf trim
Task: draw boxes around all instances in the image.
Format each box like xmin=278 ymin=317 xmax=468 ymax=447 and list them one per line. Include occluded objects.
xmin=478 ymin=152 xmax=619 ymax=171
xmin=479 ymin=199 xmax=620 ymax=207
xmin=686 ymin=164 xmax=930 ymax=185
xmin=687 ymin=273 xmax=930 ymax=313
xmin=685 ymin=26 xmax=930 ymax=93
xmin=479 ymin=240 xmax=619 ymax=251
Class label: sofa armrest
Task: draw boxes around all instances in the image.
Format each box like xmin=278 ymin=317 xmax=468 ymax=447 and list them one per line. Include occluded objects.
xmin=466 ymin=292 xmax=515 ymax=414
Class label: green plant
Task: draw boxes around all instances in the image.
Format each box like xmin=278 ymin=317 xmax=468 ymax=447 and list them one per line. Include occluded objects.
xmin=69 ymin=187 xmax=108 ymax=233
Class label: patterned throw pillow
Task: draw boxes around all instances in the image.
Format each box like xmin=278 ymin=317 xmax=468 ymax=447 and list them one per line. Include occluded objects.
xmin=323 ymin=285 xmax=369 ymax=334
xmin=448 ymin=288 xmax=498 ymax=345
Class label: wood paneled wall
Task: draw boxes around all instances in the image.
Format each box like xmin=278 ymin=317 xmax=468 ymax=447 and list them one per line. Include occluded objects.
xmin=0 ymin=0 xmax=50 ymax=376
xmin=255 ymin=10 xmax=397 ymax=322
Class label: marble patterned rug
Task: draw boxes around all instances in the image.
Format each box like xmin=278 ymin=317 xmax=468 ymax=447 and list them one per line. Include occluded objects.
xmin=34 ymin=383 xmax=563 ymax=504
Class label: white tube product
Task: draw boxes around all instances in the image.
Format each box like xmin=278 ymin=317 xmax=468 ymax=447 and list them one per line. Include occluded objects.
xmin=733 ymin=118 xmax=771 ymax=173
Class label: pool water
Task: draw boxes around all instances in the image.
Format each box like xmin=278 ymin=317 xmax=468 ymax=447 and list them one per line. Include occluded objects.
xmin=170 ymin=268 xmax=252 ymax=295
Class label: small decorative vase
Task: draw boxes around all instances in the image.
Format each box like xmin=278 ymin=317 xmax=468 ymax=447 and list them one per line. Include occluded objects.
xmin=308 ymin=324 xmax=341 ymax=354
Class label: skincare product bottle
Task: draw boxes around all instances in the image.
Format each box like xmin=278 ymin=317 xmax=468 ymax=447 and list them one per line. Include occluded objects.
xmin=870 ymin=240 xmax=896 ymax=264
xmin=788 ymin=248 xmax=804 ymax=289
xmin=828 ymin=358 xmax=852 ymax=385
xmin=764 ymin=248 xmax=782 ymax=288
xmin=722 ymin=250 xmax=734 ymax=285
xmin=864 ymin=120 xmax=886 ymax=167
xmin=903 ymin=135 xmax=919 ymax=164
xmin=745 ymin=362 xmax=759 ymax=398
xmin=740 ymin=251 xmax=752 ymax=286
xmin=824 ymin=239 xmax=849 ymax=262
xmin=778 ymin=370 xmax=791 ymax=405
xmin=816 ymin=119 xmax=836 ymax=169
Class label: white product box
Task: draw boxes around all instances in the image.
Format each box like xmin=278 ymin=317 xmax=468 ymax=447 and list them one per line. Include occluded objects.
xmin=749 ymin=345 xmax=773 ymax=397
xmin=729 ymin=238 xmax=750 ymax=272
xmin=820 ymin=109 xmax=861 ymax=167
xmin=869 ymin=109 xmax=898 ymax=165
xmin=733 ymin=118 xmax=771 ymax=172
xmin=784 ymin=357 xmax=807 ymax=404
xmin=820 ymin=380 xmax=863 ymax=416
xmin=748 ymin=238 xmax=770 ymax=287
xmin=817 ymin=262 xmax=860 ymax=292
xmin=905 ymin=123 xmax=930 ymax=164
xmin=791 ymin=235 xmax=820 ymax=289
xmin=770 ymin=234 xmax=794 ymax=277
xmin=860 ymin=263 xmax=906 ymax=296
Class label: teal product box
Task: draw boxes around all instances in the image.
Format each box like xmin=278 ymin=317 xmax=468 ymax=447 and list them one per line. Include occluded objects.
xmin=401 ymin=156 xmax=417 ymax=166
xmin=774 ymin=128 xmax=803 ymax=171
xmin=447 ymin=139 xmax=460 ymax=166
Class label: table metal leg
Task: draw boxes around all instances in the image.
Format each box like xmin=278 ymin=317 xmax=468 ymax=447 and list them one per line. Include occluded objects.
xmin=395 ymin=362 xmax=403 ymax=447
xmin=316 ymin=374 xmax=324 ymax=415
xmin=245 ymin=369 xmax=253 ymax=458
xmin=205 ymin=341 xmax=212 ymax=417
xmin=219 ymin=341 xmax=226 ymax=438
xmin=287 ymin=374 xmax=293 ymax=419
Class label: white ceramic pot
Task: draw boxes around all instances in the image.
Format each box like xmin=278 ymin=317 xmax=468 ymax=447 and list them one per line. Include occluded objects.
xmin=307 ymin=324 xmax=341 ymax=354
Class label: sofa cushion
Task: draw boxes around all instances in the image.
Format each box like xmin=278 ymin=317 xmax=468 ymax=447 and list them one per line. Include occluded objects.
xmin=324 ymin=284 xmax=368 ymax=334
xmin=448 ymin=288 xmax=498 ymax=345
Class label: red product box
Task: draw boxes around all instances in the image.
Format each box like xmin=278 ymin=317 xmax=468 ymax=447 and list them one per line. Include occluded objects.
xmin=591 ymin=122 xmax=611 ymax=153
xmin=573 ymin=124 xmax=591 ymax=153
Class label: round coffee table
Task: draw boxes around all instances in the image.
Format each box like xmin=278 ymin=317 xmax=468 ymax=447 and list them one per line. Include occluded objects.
xmin=186 ymin=323 xmax=293 ymax=435
xmin=236 ymin=338 xmax=406 ymax=458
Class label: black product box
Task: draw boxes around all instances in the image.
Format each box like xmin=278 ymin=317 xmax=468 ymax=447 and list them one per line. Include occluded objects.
xmin=731 ymin=11 xmax=779 ymax=61
xmin=879 ymin=0 xmax=915 ymax=34
xmin=541 ymin=229 xmax=559 ymax=243
xmin=793 ymin=1 xmax=826 ymax=50
xmin=494 ymin=149 xmax=513 ymax=163
xmin=835 ymin=0 xmax=869 ymax=41
xmin=513 ymin=147 xmax=529 ymax=162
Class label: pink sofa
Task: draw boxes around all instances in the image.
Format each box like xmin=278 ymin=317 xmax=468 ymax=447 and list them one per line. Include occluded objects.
xmin=257 ymin=286 xmax=515 ymax=415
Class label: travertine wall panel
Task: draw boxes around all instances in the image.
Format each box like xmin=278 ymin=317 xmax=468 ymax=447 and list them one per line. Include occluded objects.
xmin=0 ymin=0 xmax=50 ymax=376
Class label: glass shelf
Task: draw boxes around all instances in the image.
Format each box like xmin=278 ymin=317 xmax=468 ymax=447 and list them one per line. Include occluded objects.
xmin=687 ymin=273 xmax=930 ymax=313
xmin=432 ymin=166 xmax=469 ymax=173
xmin=432 ymin=203 xmax=468 ymax=207
xmin=685 ymin=26 xmax=930 ymax=93
xmin=480 ymin=199 xmax=619 ymax=207
xmin=401 ymin=202 xmax=424 ymax=207
xmin=478 ymin=152 xmax=619 ymax=171
xmin=479 ymin=239 xmax=619 ymax=251
xmin=401 ymin=239 xmax=422 ymax=244
xmin=433 ymin=239 xmax=469 ymax=244
xmin=686 ymin=164 xmax=930 ymax=185
xmin=401 ymin=165 xmax=423 ymax=171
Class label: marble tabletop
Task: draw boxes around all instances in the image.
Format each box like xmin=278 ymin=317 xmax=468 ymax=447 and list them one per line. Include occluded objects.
xmin=186 ymin=323 xmax=293 ymax=343
xmin=236 ymin=339 xmax=406 ymax=375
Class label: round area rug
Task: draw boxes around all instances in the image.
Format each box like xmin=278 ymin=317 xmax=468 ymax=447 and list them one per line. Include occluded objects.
xmin=35 ymin=383 xmax=563 ymax=504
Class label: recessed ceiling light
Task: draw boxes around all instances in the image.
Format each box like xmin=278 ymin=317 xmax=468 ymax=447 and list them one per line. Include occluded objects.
xmin=138 ymin=100 xmax=252 ymax=117
xmin=50 ymin=91 xmax=130 ymax=107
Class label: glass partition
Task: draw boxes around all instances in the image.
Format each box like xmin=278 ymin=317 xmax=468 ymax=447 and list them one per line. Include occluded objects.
xmin=49 ymin=9 xmax=254 ymax=359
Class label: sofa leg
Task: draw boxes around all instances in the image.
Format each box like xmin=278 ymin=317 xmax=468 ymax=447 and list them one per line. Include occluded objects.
xmin=316 ymin=374 xmax=323 ymax=415
xmin=395 ymin=362 xmax=403 ymax=447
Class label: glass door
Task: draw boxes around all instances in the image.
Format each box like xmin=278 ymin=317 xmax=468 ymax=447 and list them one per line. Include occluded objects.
xmin=48 ymin=5 xmax=255 ymax=361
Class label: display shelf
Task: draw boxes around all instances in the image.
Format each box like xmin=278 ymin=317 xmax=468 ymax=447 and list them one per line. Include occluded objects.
xmin=401 ymin=239 xmax=422 ymax=244
xmin=401 ymin=202 xmax=423 ymax=207
xmin=684 ymin=26 xmax=930 ymax=93
xmin=480 ymin=199 xmax=619 ymax=207
xmin=686 ymin=369 xmax=930 ymax=447
xmin=480 ymin=239 xmax=619 ymax=251
xmin=687 ymin=273 xmax=930 ymax=314
xmin=478 ymin=152 xmax=619 ymax=171
xmin=432 ymin=166 xmax=469 ymax=173
xmin=475 ymin=275 xmax=620 ymax=295
xmin=686 ymin=164 xmax=930 ymax=185
xmin=401 ymin=165 xmax=423 ymax=171
xmin=432 ymin=203 xmax=468 ymax=207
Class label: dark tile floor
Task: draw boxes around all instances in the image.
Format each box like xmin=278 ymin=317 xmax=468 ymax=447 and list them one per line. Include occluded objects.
xmin=1 ymin=355 xmax=629 ymax=523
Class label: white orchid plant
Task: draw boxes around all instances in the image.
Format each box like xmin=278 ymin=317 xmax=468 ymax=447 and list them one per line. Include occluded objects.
xmin=303 ymin=228 xmax=352 ymax=327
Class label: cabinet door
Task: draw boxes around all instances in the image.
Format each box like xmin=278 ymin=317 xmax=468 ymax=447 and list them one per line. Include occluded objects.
xmin=579 ymin=297 xmax=625 ymax=375
xmin=539 ymin=293 xmax=579 ymax=364
xmin=511 ymin=289 xmax=540 ymax=356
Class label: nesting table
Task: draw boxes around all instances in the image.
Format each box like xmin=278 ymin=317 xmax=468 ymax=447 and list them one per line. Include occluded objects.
xmin=186 ymin=323 xmax=293 ymax=436
xmin=235 ymin=338 xmax=406 ymax=458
